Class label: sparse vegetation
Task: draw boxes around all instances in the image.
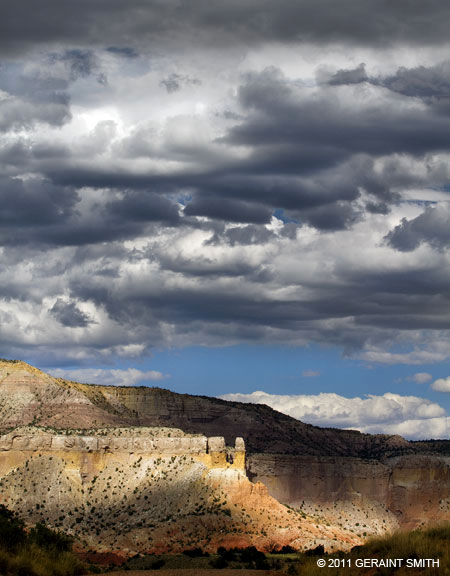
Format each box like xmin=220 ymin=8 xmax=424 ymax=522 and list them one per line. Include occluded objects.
xmin=0 ymin=505 xmax=84 ymax=576
xmin=104 ymin=526 xmax=450 ymax=574
xmin=282 ymin=525 xmax=450 ymax=576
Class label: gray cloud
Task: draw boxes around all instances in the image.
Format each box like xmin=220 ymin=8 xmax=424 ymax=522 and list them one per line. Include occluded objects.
xmin=160 ymin=73 xmax=201 ymax=94
xmin=50 ymin=298 xmax=92 ymax=327
xmin=382 ymin=61 xmax=450 ymax=101
xmin=230 ymin=68 xmax=450 ymax=158
xmin=0 ymin=175 xmax=183 ymax=248
xmin=386 ymin=205 xmax=450 ymax=251
xmin=0 ymin=177 xmax=78 ymax=229
xmin=107 ymin=191 xmax=181 ymax=225
xmin=0 ymin=59 xmax=73 ymax=130
xmin=106 ymin=46 xmax=139 ymax=59
xmin=3 ymin=1 xmax=450 ymax=57
xmin=328 ymin=63 xmax=368 ymax=85
xmin=2 ymin=2 xmax=450 ymax=371
xmin=50 ymin=49 xmax=99 ymax=81
xmin=0 ymin=89 xmax=70 ymax=131
xmin=219 ymin=224 xmax=277 ymax=246
xmin=327 ymin=60 xmax=450 ymax=114
xmin=184 ymin=196 xmax=273 ymax=224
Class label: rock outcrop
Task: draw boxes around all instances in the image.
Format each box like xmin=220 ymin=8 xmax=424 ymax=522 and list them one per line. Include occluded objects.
xmin=247 ymin=453 xmax=450 ymax=530
xmin=0 ymin=427 xmax=360 ymax=555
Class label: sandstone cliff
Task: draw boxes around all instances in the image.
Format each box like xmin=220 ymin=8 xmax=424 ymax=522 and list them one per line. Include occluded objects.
xmin=247 ymin=453 xmax=450 ymax=531
xmin=0 ymin=427 xmax=360 ymax=555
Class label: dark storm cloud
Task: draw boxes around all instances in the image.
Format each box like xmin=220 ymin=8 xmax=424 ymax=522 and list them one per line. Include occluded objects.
xmin=4 ymin=2 xmax=450 ymax=367
xmin=23 ymin=64 xmax=448 ymax=236
xmin=0 ymin=177 xmax=181 ymax=247
xmin=65 ymin=256 xmax=450 ymax=350
xmin=0 ymin=177 xmax=78 ymax=227
xmin=49 ymin=49 xmax=106 ymax=84
xmin=0 ymin=139 xmax=31 ymax=171
xmin=328 ymin=63 xmax=368 ymax=85
xmin=106 ymin=46 xmax=139 ymax=59
xmin=327 ymin=60 xmax=450 ymax=112
xmin=184 ymin=196 xmax=272 ymax=224
xmin=50 ymin=298 xmax=92 ymax=327
xmin=383 ymin=63 xmax=450 ymax=99
xmin=160 ymin=73 xmax=201 ymax=94
xmin=220 ymin=224 xmax=276 ymax=246
xmin=107 ymin=191 xmax=180 ymax=224
xmin=334 ymin=265 xmax=450 ymax=332
xmin=6 ymin=63 xmax=447 ymax=247
xmin=73 ymin=282 xmax=310 ymax=330
xmin=21 ymin=61 xmax=443 ymax=237
xmin=51 ymin=50 xmax=97 ymax=80
xmin=3 ymin=0 xmax=450 ymax=56
xmin=386 ymin=205 xmax=450 ymax=252
xmin=156 ymin=253 xmax=260 ymax=278
xmin=301 ymin=202 xmax=359 ymax=230
xmin=230 ymin=68 xmax=450 ymax=158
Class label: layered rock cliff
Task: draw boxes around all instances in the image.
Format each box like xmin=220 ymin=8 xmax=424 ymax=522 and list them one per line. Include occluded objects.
xmin=0 ymin=427 xmax=361 ymax=554
xmin=247 ymin=453 xmax=450 ymax=531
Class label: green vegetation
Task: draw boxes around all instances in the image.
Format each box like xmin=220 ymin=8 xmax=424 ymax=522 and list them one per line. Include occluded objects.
xmin=0 ymin=505 xmax=84 ymax=576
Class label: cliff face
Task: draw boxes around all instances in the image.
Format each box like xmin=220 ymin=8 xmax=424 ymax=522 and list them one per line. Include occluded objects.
xmin=0 ymin=427 xmax=361 ymax=555
xmin=247 ymin=453 xmax=450 ymax=530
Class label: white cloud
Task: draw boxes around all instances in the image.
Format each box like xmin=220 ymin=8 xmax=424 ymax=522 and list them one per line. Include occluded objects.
xmin=51 ymin=367 xmax=169 ymax=387
xmin=302 ymin=369 xmax=320 ymax=378
xmin=220 ymin=390 xmax=449 ymax=439
xmin=409 ymin=372 xmax=433 ymax=384
xmin=431 ymin=377 xmax=450 ymax=393
xmin=359 ymin=348 xmax=449 ymax=365
xmin=360 ymin=417 xmax=450 ymax=439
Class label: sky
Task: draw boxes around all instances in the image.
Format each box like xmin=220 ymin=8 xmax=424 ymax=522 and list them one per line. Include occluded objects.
xmin=1 ymin=0 xmax=450 ymax=439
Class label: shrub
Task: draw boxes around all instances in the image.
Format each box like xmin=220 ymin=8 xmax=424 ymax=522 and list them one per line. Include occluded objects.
xmin=183 ymin=547 xmax=208 ymax=557
xmin=29 ymin=522 xmax=73 ymax=552
xmin=0 ymin=505 xmax=26 ymax=551
xmin=210 ymin=556 xmax=229 ymax=569
xmin=0 ymin=505 xmax=84 ymax=576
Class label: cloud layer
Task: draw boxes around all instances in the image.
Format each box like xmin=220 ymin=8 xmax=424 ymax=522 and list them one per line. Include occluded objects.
xmin=4 ymin=1 xmax=450 ymax=56
xmin=1 ymin=3 xmax=450 ymax=384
